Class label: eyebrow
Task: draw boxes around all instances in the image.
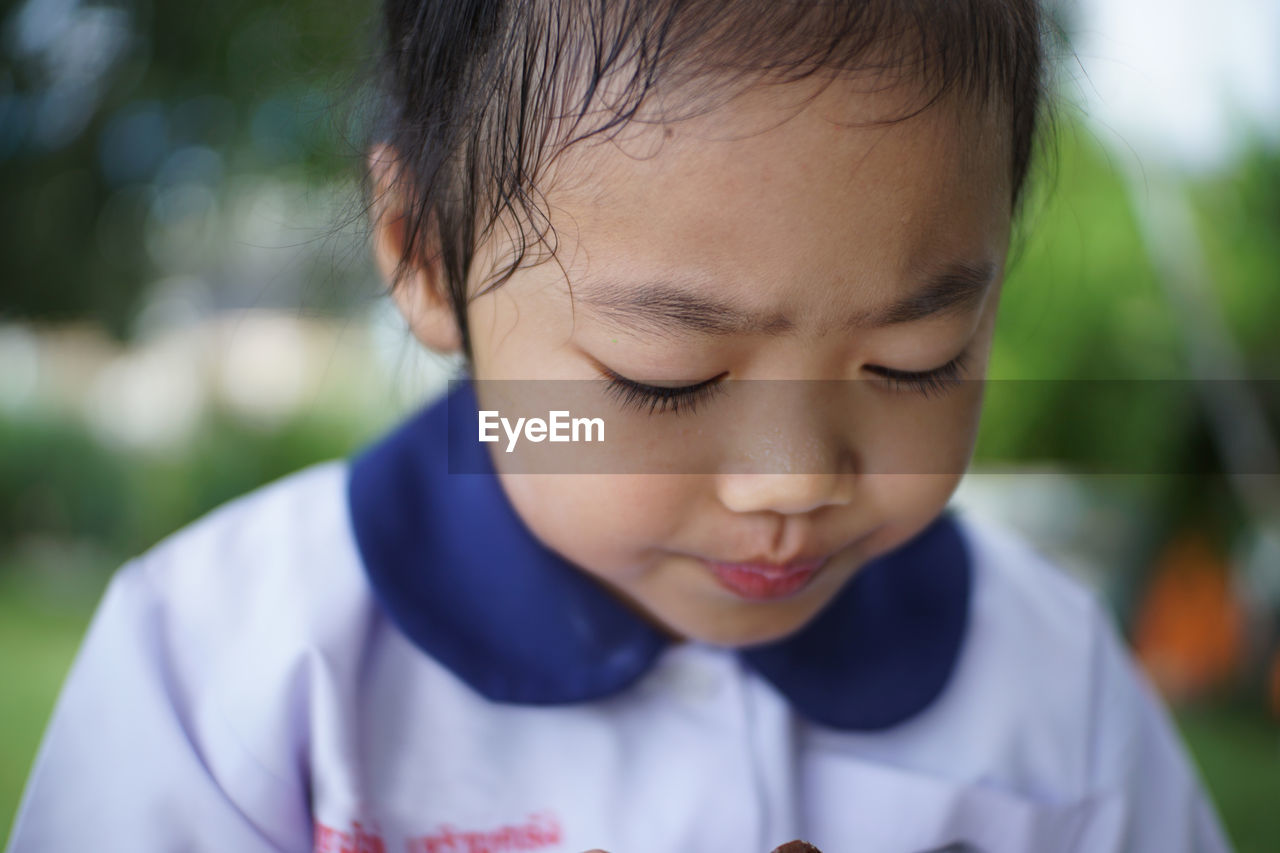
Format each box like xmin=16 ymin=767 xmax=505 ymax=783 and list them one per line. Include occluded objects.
xmin=575 ymin=261 xmax=997 ymax=337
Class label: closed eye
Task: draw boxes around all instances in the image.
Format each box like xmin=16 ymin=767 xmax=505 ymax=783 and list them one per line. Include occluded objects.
xmin=600 ymin=368 xmax=729 ymax=415
xmin=864 ymin=352 xmax=969 ymax=398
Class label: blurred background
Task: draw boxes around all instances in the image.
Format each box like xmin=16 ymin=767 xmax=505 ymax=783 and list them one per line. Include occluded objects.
xmin=1 ymin=0 xmax=1277 ymax=847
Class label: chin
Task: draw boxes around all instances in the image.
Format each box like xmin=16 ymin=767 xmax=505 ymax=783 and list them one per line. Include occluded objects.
xmin=669 ymin=597 xmax=828 ymax=649
xmin=695 ymin=620 xmax=811 ymax=649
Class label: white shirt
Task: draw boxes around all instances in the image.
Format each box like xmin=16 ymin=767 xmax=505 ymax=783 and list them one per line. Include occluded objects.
xmin=7 ymin=383 xmax=1232 ymax=853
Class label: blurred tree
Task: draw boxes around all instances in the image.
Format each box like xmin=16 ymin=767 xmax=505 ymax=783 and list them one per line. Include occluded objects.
xmin=0 ymin=0 xmax=375 ymax=338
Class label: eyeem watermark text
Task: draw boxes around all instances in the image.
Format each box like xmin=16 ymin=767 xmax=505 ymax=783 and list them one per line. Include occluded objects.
xmin=479 ymin=410 xmax=605 ymax=452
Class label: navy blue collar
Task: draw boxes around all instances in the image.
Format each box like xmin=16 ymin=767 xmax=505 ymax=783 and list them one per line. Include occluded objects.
xmin=346 ymin=379 xmax=972 ymax=730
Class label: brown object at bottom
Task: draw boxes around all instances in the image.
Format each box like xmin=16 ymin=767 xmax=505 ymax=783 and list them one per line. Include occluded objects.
xmin=771 ymin=842 xmax=822 ymax=853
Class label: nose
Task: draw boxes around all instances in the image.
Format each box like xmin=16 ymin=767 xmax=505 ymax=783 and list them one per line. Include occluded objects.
xmin=714 ymin=429 xmax=856 ymax=515
xmin=715 ymin=469 xmax=854 ymax=515
xmin=711 ymin=381 xmax=859 ymax=515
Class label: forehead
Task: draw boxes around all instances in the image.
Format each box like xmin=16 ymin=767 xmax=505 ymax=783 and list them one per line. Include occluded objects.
xmin=483 ymin=78 xmax=1013 ymax=320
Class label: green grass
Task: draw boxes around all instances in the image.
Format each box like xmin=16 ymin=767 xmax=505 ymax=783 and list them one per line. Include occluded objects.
xmin=1177 ymin=703 xmax=1280 ymax=853
xmin=0 ymin=567 xmax=108 ymax=842
xmin=2 ymin=568 xmax=1278 ymax=849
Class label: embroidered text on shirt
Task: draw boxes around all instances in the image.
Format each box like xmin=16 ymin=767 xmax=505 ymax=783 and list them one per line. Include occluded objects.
xmin=314 ymin=819 xmax=386 ymax=853
xmin=407 ymin=812 xmax=564 ymax=853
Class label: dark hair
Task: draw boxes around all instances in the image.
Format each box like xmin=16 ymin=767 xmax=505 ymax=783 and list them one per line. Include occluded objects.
xmin=368 ymin=0 xmax=1055 ymax=359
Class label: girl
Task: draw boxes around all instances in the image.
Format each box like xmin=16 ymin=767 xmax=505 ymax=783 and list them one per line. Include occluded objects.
xmin=8 ymin=1 xmax=1232 ymax=851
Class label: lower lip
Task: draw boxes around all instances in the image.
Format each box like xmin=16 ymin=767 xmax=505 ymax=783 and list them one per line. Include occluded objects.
xmin=702 ymin=558 xmax=826 ymax=601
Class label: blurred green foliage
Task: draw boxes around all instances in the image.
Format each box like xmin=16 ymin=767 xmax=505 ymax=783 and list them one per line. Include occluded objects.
xmin=1192 ymin=141 xmax=1280 ymax=373
xmin=0 ymin=406 xmax=376 ymax=562
xmin=981 ymin=119 xmax=1280 ymax=466
xmin=1 ymin=0 xmax=376 ymax=337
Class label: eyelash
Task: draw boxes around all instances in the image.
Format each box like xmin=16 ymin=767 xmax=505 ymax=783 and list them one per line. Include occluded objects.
xmin=864 ymin=351 xmax=969 ymax=398
xmin=601 ymin=368 xmax=729 ymax=415
xmin=600 ymin=352 xmax=968 ymax=415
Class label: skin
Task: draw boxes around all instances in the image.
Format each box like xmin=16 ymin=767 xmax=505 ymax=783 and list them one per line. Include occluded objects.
xmin=372 ymin=75 xmax=1013 ymax=648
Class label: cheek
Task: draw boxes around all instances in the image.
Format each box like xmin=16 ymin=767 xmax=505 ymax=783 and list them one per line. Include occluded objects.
xmin=496 ymin=473 xmax=699 ymax=572
xmin=857 ymin=470 xmax=964 ymax=564
xmin=855 ymin=392 xmax=980 ymax=547
xmin=858 ymin=385 xmax=984 ymax=476
xmin=870 ymin=472 xmax=964 ymax=519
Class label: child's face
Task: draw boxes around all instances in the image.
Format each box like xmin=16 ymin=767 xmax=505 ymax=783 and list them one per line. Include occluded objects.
xmin=451 ymin=79 xmax=1010 ymax=646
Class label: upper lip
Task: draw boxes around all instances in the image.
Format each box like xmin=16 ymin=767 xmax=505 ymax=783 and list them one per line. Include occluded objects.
xmin=696 ymin=518 xmax=880 ymax=573
xmin=703 ymin=554 xmax=829 ymax=572
xmin=700 ymin=530 xmax=871 ymax=571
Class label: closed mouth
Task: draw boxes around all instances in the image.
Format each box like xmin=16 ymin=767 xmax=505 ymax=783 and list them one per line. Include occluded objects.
xmin=700 ymin=556 xmax=828 ymax=600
